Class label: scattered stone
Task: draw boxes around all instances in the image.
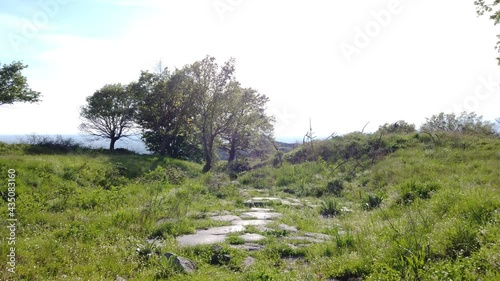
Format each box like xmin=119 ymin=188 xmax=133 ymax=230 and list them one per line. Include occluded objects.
xmin=240 ymin=233 xmax=266 ymax=242
xmin=230 ymin=243 xmax=265 ymax=251
xmin=177 ymin=225 xmax=245 ymax=246
xmin=244 ymin=200 xmax=265 ymax=207
xmin=232 ymin=219 xmax=270 ymax=226
xmin=210 ymin=245 xmax=231 ymax=265
xmin=211 ymin=215 xmax=241 ymax=222
xmin=253 ymin=197 xmax=281 ymax=201
xmin=250 ymin=207 xmax=274 ymax=212
xmin=278 ymin=224 xmax=298 ymax=232
xmin=177 ymin=234 xmax=226 ymax=246
xmin=240 ymin=211 xmax=282 ymax=220
xmin=164 ymin=253 xmax=197 ymax=273
xmin=115 ymin=276 xmax=127 ymax=281
xmin=242 ymin=256 xmax=256 ymax=268
xmin=196 ymin=225 xmax=245 ymax=235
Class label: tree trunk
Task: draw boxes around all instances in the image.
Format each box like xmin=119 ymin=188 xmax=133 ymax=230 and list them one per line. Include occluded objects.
xmin=109 ymin=137 xmax=118 ymax=152
xmin=202 ymin=136 xmax=215 ymax=172
xmin=159 ymin=136 xmax=169 ymax=156
xmin=228 ymin=140 xmax=237 ymax=163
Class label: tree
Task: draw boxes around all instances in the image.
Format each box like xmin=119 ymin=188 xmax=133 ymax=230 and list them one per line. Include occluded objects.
xmin=0 ymin=61 xmax=41 ymax=106
xmin=220 ymin=84 xmax=274 ymax=164
xmin=420 ymin=112 xmax=494 ymax=135
xmin=79 ymin=84 xmax=136 ymax=151
xmin=132 ymin=66 xmax=200 ymax=158
xmin=377 ymin=120 xmax=416 ymax=134
xmin=188 ymin=56 xmax=237 ymax=172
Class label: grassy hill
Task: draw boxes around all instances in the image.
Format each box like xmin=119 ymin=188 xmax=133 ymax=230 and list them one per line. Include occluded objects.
xmin=0 ymin=133 xmax=499 ymax=280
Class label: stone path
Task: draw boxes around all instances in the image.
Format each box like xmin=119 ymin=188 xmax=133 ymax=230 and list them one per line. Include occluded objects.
xmin=175 ymin=196 xmax=332 ymax=250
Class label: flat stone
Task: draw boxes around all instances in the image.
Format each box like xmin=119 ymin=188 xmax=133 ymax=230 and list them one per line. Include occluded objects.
xmin=196 ymin=225 xmax=245 ymax=235
xmin=250 ymin=207 xmax=273 ymax=212
xmin=240 ymin=212 xmax=282 ymax=220
xmin=240 ymin=233 xmax=266 ymax=242
xmin=177 ymin=234 xmax=226 ymax=246
xmin=211 ymin=215 xmax=241 ymax=222
xmin=278 ymin=224 xmax=298 ymax=232
xmin=232 ymin=219 xmax=270 ymax=226
xmin=177 ymin=225 xmax=246 ymax=246
xmin=252 ymin=197 xmax=281 ymax=201
xmin=242 ymin=256 xmax=256 ymax=268
xmin=230 ymin=243 xmax=265 ymax=251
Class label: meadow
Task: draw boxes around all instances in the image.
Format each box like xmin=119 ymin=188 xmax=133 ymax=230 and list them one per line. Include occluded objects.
xmin=0 ymin=132 xmax=499 ymax=280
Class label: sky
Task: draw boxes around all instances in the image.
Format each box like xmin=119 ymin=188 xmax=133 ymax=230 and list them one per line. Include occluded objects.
xmin=1 ymin=0 xmax=500 ymax=142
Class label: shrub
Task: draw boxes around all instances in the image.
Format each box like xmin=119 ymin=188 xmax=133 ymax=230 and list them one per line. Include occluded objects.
xmin=363 ymin=194 xmax=383 ymax=210
xmin=320 ymin=198 xmax=341 ymax=217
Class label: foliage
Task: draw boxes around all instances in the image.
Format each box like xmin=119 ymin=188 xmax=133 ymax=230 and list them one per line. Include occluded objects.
xmin=377 ymin=120 xmax=416 ymax=134
xmin=79 ymin=83 xmax=136 ymax=151
xmin=131 ymin=67 xmax=200 ymax=158
xmin=420 ymin=112 xmax=494 ymax=135
xmin=0 ymin=61 xmax=41 ymax=106
xmin=220 ymin=85 xmax=274 ymax=165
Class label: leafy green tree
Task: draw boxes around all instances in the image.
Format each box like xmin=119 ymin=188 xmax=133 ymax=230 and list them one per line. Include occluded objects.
xmin=131 ymin=67 xmax=200 ymax=158
xmin=220 ymin=84 xmax=274 ymax=164
xmin=420 ymin=112 xmax=494 ymax=135
xmin=377 ymin=120 xmax=416 ymax=134
xmin=0 ymin=61 xmax=41 ymax=106
xmin=187 ymin=56 xmax=237 ymax=172
xmin=79 ymin=84 xmax=136 ymax=151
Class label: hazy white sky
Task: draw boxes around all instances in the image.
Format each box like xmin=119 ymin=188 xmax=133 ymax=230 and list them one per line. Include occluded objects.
xmin=1 ymin=0 xmax=499 ymax=141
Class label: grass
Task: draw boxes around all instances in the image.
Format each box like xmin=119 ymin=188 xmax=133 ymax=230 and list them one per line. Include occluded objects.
xmin=1 ymin=132 xmax=500 ymax=280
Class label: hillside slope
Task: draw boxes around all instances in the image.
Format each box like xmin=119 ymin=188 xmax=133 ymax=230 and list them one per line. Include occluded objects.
xmin=0 ymin=134 xmax=499 ymax=280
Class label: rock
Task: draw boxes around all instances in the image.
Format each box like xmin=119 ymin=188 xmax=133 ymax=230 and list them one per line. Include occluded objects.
xmin=210 ymin=245 xmax=231 ymax=265
xmin=211 ymin=215 xmax=241 ymax=222
xmin=242 ymin=256 xmax=255 ymax=268
xmin=177 ymin=225 xmax=245 ymax=246
xmin=230 ymin=243 xmax=265 ymax=251
xmin=278 ymin=224 xmax=298 ymax=232
xmin=240 ymin=211 xmax=282 ymax=220
xmin=164 ymin=253 xmax=197 ymax=273
xmin=114 ymin=276 xmax=127 ymax=281
xmin=196 ymin=225 xmax=245 ymax=235
xmin=239 ymin=233 xmax=266 ymax=242
xmin=232 ymin=219 xmax=270 ymax=226
xmin=177 ymin=234 xmax=226 ymax=246
xmin=250 ymin=207 xmax=274 ymax=212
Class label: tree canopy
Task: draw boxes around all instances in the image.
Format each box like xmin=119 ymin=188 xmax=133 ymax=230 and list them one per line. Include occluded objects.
xmin=79 ymin=84 xmax=136 ymax=151
xmin=0 ymin=61 xmax=41 ymax=106
xmin=420 ymin=112 xmax=494 ymax=135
